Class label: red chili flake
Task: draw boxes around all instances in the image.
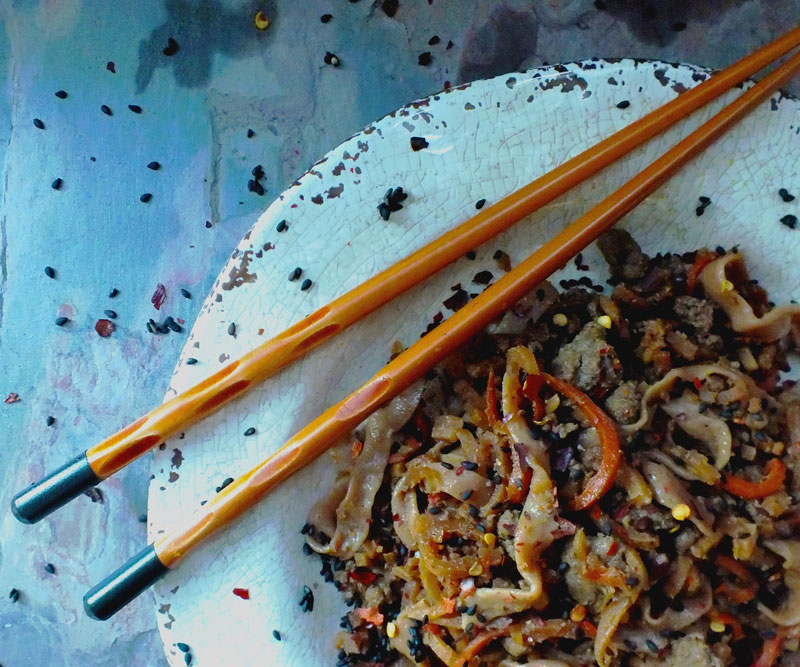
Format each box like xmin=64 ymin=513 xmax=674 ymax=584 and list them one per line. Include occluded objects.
xmin=349 ymin=570 xmax=377 ymax=585
xmin=232 ymin=587 xmax=250 ymax=600
xmin=94 ymin=319 xmax=114 ymax=337
xmin=607 ymin=541 xmax=619 ymax=557
xmin=151 ymin=283 xmax=167 ymax=310
xmin=692 ymin=377 xmax=703 ymax=390
xmin=456 ymin=465 xmax=465 ymax=476
xmin=4 ymin=392 xmax=20 ymax=404
xmin=392 ymin=513 xmax=400 ymax=522
xmin=177 ymin=318 xmax=185 ymax=324
xmin=591 ymin=505 xmax=602 ymax=520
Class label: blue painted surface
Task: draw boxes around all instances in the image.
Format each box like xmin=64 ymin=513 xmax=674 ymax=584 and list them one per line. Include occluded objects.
xmin=1 ymin=1 xmax=799 ymax=664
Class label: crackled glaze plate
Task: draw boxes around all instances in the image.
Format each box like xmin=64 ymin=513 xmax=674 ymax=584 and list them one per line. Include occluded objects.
xmin=147 ymin=59 xmax=800 ymax=665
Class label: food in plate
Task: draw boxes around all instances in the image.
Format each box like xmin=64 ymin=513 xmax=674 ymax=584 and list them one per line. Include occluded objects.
xmin=304 ymin=230 xmax=800 ymax=667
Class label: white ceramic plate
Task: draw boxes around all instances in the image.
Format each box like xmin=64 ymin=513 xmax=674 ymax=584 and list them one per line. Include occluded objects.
xmin=147 ymin=59 xmax=800 ymax=666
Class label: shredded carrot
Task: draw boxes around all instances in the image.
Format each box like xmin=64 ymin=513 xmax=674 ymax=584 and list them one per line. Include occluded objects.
xmin=714 ymin=553 xmax=758 ymax=604
xmin=708 ymin=610 xmax=745 ymax=641
xmin=521 ymin=374 xmax=546 ymax=421
xmin=581 ymin=620 xmax=597 ymax=637
xmin=723 ymin=458 xmax=786 ymax=499
xmin=388 ymin=437 xmax=421 ymax=463
xmin=351 ymin=438 xmax=364 ymax=459
xmin=534 ymin=373 xmax=621 ymax=510
xmin=687 ymin=249 xmax=718 ymax=292
xmin=355 ymin=606 xmax=385 ymax=625
xmin=751 ymin=631 xmax=784 ymax=667
xmin=456 ymin=627 xmax=508 ymax=665
xmin=485 ymin=367 xmax=501 ymax=426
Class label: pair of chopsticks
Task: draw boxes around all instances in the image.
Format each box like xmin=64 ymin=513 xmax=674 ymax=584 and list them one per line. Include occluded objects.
xmin=13 ymin=26 xmax=800 ymax=620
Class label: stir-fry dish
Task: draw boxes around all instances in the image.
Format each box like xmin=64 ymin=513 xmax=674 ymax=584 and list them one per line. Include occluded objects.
xmin=304 ymin=231 xmax=800 ymax=667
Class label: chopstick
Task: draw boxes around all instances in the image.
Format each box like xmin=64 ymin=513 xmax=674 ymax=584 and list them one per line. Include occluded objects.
xmin=12 ymin=27 xmax=800 ymax=527
xmin=82 ymin=43 xmax=800 ymax=622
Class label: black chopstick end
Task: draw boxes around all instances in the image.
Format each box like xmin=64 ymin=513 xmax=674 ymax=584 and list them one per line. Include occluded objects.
xmin=11 ymin=451 xmax=100 ymax=524
xmin=84 ymin=544 xmax=169 ymax=621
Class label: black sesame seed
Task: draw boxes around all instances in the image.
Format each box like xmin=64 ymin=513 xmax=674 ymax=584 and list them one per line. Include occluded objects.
xmin=147 ymin=161 xmax=160 ymax=171
xmin=186 ymin=358 xmax=198 ymax=365
xmin=51 ymin=178 xmax=63 ymax=190
xmin=276 ymin=219 xmax=289 ymax=232
xmin=381 ymin=0 xmax=398 ymax=16
xmin=377 ymin=202 xmax=390 ymax=220
xmin=699 ymin=196 xmax=711 ymax=205
xmin=9 ymin=588 xmax=20 ymax=602
xmin=779 ymin=187 xmax=795 ymax=202
xmin=244 ymin=427 xmax=256 ymax=436
xmin=466 ymin=250 xmax=476 ymax=260
xmin=473 ymin=270 xmax=493 ymax=285
xmin=108 ymin=288 xmax=119 ymax=298
xmin=106 ymin=61 xmax=116 ymax=73
xmin=428 ymin=35 xmax=440 ymax=45
xmin=33 ymin=118 xmax=45 ymax=129
xmin=461 ymin=461 xmax=478 ymax=471
xmin=324 ymin=51 xmax=340 ymax=67
xmin=228 ymin=322 xmax=236 ymax=336
xmin=176 ymin=643 xmax=190 ymax=653
xmin=55 ymin=90 xmax=68 ymax=99
xmin=103 ymin=309 xmax=117 ymax=319
xmin=780 ymin=214 xmax=798 ymax=229
xmin=138 ymin=513 xmax=147 ymax=522
xmin=321 ymin=13 xmax=332 ymax=22
xmin=44 ymin=266 xmax=56 ymax=279
xmin=46 ymin=416 xmax=55 ymax=426
xmin=299 ymin=586 xmax=314 ymax=612
xmin=216 ymin=477 xmax=234 ymax=493
xmin=101 ymin=105 xmax=112 ymax=116
xmin=184 ymin=653 xmax=192 ymax=666
xmin=163 ymin=37 xmax=179 ymax=56
xmin=140 ymin=193 xmax=152 ymax=203
xmin=475 ymin=198 xmax=486 ymax=209
xmin=302 ymin=543 xmax=313 ymax=555
xmin=180 ymin=288 xmax=191 ymax=298
xmin=428 ymin=506 xmax=442 ymax=515
xmin=418 ymin=52 xmax=432 ymax=66
xmin=289 ymin=267 xmax=302 ymax=281
xmin=128 ymin=104 xmax=142 ymax=113
xmin=44 ymin=563 xmax=56 ymax=574
xmin=246 ymin=128 xmax=255 ymax=138
xmin=301 ymin=278 xmax=312 ymax=291
xmin=165 ymin=316 xmax=182 ymax=333
xmin=695 ymin=206 xmax=706 ymax=217
xmin=272 ymin=630 xmax=282 ymax=641
xmin=440 ymin=442 xmax=461 ymax=454
xmin=410 ymin=136 xmax=429 ymax=151
xmin=55 ymin=316 xmax=69 ymax=327
xmin=468 ymin=504 xmax=479 ymax=517
xmin=440 ymin=461 xmax=454 ymax=470
xmin=616 ymin=100 xmax=630 ymax=109
xmin=461 ymin=490 xmax=473 ymax=501
xmin=645 ymin=639 xmax=658 ymax=652
xmin=557 ymin=561 xmax=570 ymax=573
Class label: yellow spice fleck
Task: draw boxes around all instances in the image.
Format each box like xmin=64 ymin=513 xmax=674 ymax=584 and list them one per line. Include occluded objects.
xmin=710 ymin=620 xmax=726 ymax=633
xmin=483 ymin=533 xmax=496 ymax=548
xmin=721 ymin=279 xmax=735 ymax=292
xmin=254 ymin=11 xmax=270 ymax=30
xmin=570 ymin=604 xmax=587 ymax=622
xmin=596 ymin=315 xmax=612 ymax=329
xmin=386 ymin=622 xmax=398 ymax=638
xmin=468 ymin=561 xmax=483 ymax=576
xmin=552 ymin=313 xmax=568 ymax=327
xmin=671 ymin=503 xmax=691 ymax=521
xmin=545 ymin=394 xmax=560 ymax=413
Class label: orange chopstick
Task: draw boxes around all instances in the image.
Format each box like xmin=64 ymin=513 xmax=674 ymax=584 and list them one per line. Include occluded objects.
xmin=11 ymin=26 xmax=800 ymax=527
xmin=83 ymin=41 xmax=800 ymax=622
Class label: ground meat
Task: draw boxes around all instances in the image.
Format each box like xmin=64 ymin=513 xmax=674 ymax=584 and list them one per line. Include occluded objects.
xmin=605 ymin=381 xmax=642 ymax=425
xmin=674 ymin=295 xmax=714 ymax=333
xmin=635 ymin=632 xmax=724 ymax=667
xmin=597 ymin=229 xmax=650 ymax=281
xmin=552 ymin=322 xmax=621 ymax=391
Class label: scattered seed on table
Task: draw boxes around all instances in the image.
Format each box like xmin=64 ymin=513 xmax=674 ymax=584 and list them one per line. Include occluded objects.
xmin=44 ymin=266 xmax=55 ymax=279
xmin=324 ymin=51 xmax=340 ymax=67
xmin=299 ymin=586 xmax=314 ymax=612
xmin=55 ymin=90 xmax=68 ymax=99
xmin=429 ymin=35 xmax=440 ymax=45
xmin=100 ymin=105 xmax=112 ymax=116
xmin=51 ymin=178 xmax=63 ymax=190
xmin=33 ymin=118 xmax=45 ymax=129
xmin=254 ymin=11 xmax=270 ymax=29
xmin=272 ymin=630 xmax=282 ymax=641
xmin=55 ymin=316 xmax=69 ymax=327
xmin=106 ymin=61 xmax=116 ymax=73
xmin=108 ymin=287 xmax=119 ymax=298
xmin=46 ymin=416 xmax=55 ymax=426
xmin=473 ymin=270 xmax=493 ymax=285
xmin=475 ymin=198 xmax=486 ymax=209
xmin=300 ymin=278 xmax=312 ymax=291
xmin=780 ymin=214 xmax=798 ymax=229
xmin=779 ymin=187 xmax=795 ymax=202
xmin=95 ymin=319 xmax=114 ymax=337
xmin=320 ymin=13 xmax=332 ymax=22
xmin=103 ymin=309 xmax=117 ymax=319
xmin=164 ymin=316 xmax=182 ymax=333
xmin=228 ymin=322 xmax=236 ymax=337
xmin=381 ymin=0 xmax=398 ymax=16
xmin=276 ymin=219 xmax=289 ymax=232
xmin=410 ymin=136 xmax=428 ymax=151
xmin=616 ymin=100 xmax=630 ymax=109
xmin=44 ymin=563 xmax=56 ymax=574
xmin=289 ymin=267 xmax=302 ymax=281
xmin=466 ymin=250 xmax=476 ymax=260
xmin=176 ymin=643 xmax=190 ymax=653
xmin=185 ymin=357 xmax=198 ymax=365
xmin=216 ymin=477 xmax=234 ymax=493
xmin=9 ymin=588 xmax=20 ymax=602
xmin=163 ymin=37 xmax=179 ymax=56
xmin=128 ymin=104 xmax=142 ymax=113
xmin=138 ymin=513 xmax=147 ymax=523
xmin=246 ymin=128 xmax=254 ymax=138
xmin=147 ymin=161 xmax=160 ymax=171
xmin=232 ymin=587 xmax=250 ymax=600
xmin=446 ymin=39 xmax=454 ymax=49
xmin=243 ymin=427 xmax=256 ymax=436
xmin=180 ymin=288 xmax=191 ymax=298
xmin=418 ymin=52 xmax=432 ymax=66
xmin=184 ymin=653 xmax=192 ymax=666
xmin=140 ymin=193 xmax=152 ymax=203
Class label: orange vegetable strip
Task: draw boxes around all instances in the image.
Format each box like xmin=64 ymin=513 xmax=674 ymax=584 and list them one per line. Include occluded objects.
xmin=723 ymin=458 xmax=786 ymax=499
xmin=485 ymin=367 xmax=502 ymax=426
xmin=71 ymin=25 xmax=800 ymax=482
xmin=751 ymin=631 xmax=785 ymax=667
xmin=87 ymin=45 xmax=800 ymax=615
xmin=535 ymin=373 xmax=621 ymax=510
xmin=687 ymin=249 xmax=718 ymax=292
